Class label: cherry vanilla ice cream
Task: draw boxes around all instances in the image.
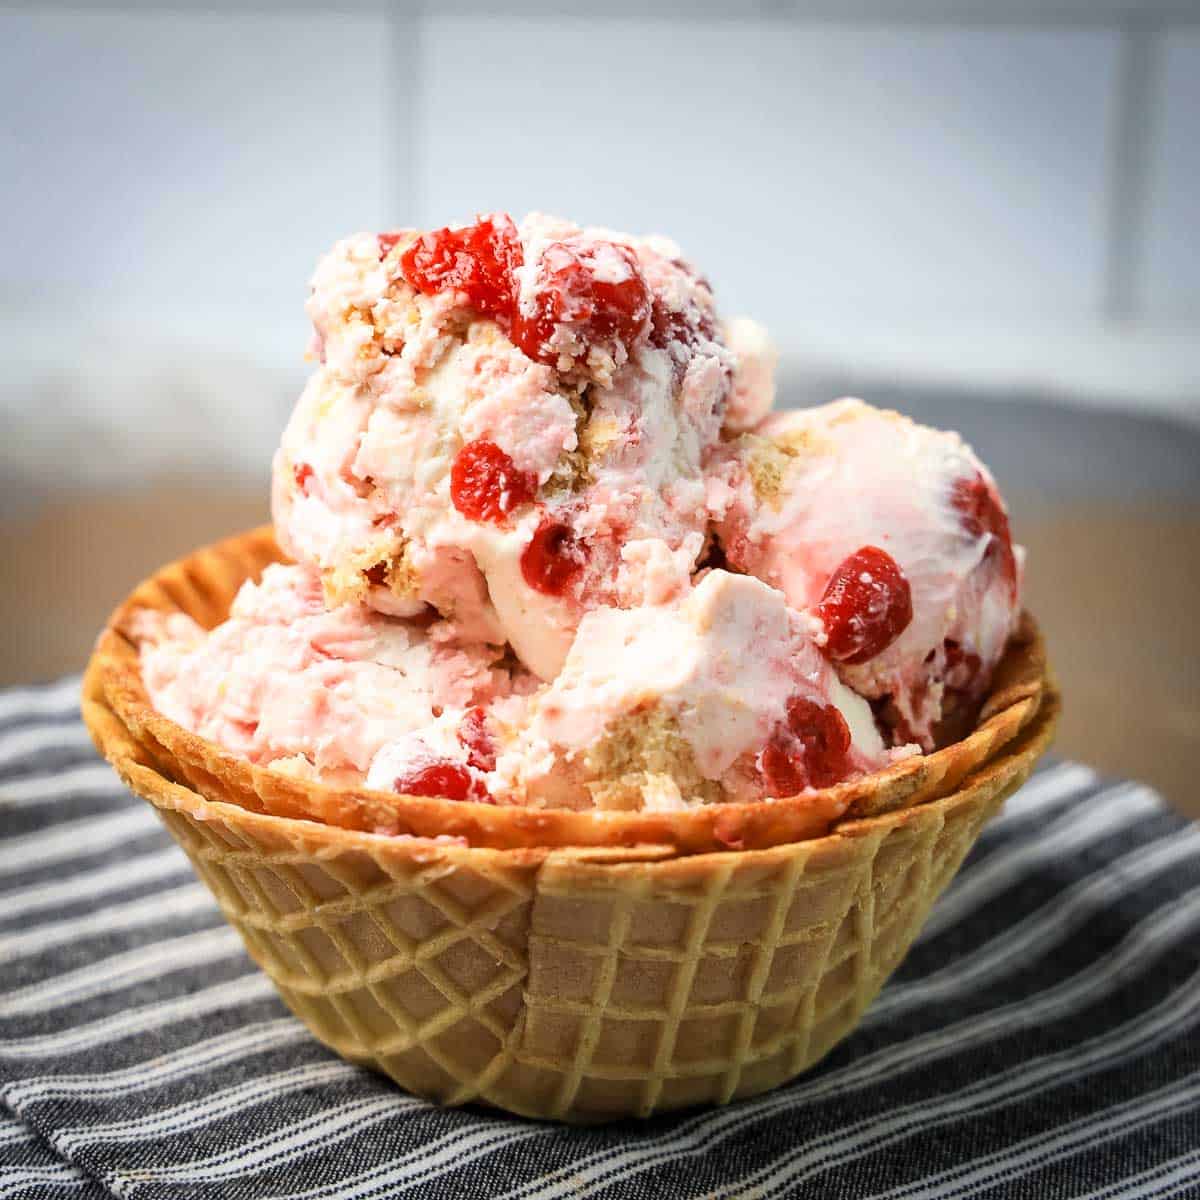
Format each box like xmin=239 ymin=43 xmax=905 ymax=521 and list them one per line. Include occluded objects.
xmin=137 ymin=212 xmax=1023 ymax=811
xmin=274 ymin=212 xmax=740 ymax=680
xmin=490 ymin=570 xmax=886 ymax=812
xmin=134 ymin=562 xmax=535 ymax=797
xmin=708 ymin=399 xmax=1022 ymax=749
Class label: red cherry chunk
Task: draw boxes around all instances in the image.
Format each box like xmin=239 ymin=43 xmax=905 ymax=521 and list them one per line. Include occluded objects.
xmin=760 ymin=696 xmax=853 ymax=795
xmin=391 ymin=760 xmax=482 ymax=802
xmin=816 ymin=546 xmax=913 ymax=666
xmin=450 ymin=440 xmax=537 ymax=523
xmin=377 ymin=231 xmax=404 ymax=259
xmin=786 ymin=696 xmax=853 ymax=787
xmin=520 ymin=518 xmax=586 ymax=596
xmin=760 ymin=731 xmax=806 ymax=797
xmin=400 ymin=214 xmax=521 ymax=319
xmin=951 ymin=472 xmax=1017 ymax=594
xmin=293 ymin=462 xmax=314 ymax=494
xmin=458 ymin=706 xmax=496 ymax=772
xmin=511 ymin=239 xmax=650 ymax=364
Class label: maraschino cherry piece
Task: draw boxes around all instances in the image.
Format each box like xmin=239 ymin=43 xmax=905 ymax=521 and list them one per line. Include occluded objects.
xmin=785 ymin=696 xmax=852 ymax=788
xmin=400 ymin=214 xmax=522 ymax=320
xmin=759 ymin=697 xmax=853 ymax=795
xmin=391 ymin=760 xmax=482 ymax=802
xmin=760 ymin=731 xmax=806 ymax=797
xmin=816 ymin=545 xmax=913 ymax=665
xmin=450 ymin=440 xmax=537 ymax=524
xmin=511 ymin=239 xmax=650 ymax=363
xmin=520 ymin=518 xmax=587 ymax=596
xmin=293 ymin=462 xmax=314 ymax=494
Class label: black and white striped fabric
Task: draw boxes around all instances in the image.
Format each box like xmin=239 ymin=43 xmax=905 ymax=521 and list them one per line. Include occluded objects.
xmin=2 ymin=677 xmax=1199 ymax=1200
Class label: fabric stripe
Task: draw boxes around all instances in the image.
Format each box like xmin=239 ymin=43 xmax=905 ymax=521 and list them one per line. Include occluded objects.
xmin=0 ymin=678 xmax=81 ymax=725
xmin=54 ymin=1061 xmax=366 ymax=1153
xmin=0 ymin=1116 xmax=33 ymax=1150
xmin=108 ymin=1095 xmax=425 ymax=1192
xmin=870 ymin=820 xmax=1200 ymax=1025
xmin=0 ymin=1107 xmax=105 ymax=1200
xmin=0 ymin=883 xmax=215 ymax=963
xmin=1074 ymin=1147 xmax=1200 ymax=1200
xmin=0 ymin=809 xmax=159 ymax=879
xmin=0 ymin=1163 xmax=96 ymax=1199
xmin=0 ymin=847 xmax=189 ymax=926
xmin=661 ymin=968 xmax=1200 ymax=1200
xmin=866 ymin=1071 xmax=1200 ymax=1199
xmin=0 ymin=765 xmax=127 ymax=810
xmin=0 ymin=974 xmax=275 ymax=1061
xmin=0 ymin=928 xmax=243 ymax=1018
xmin=918 ymin=780 xmax=1161 ymax=942
xmin=3 ymin=1020 xmax=309 ymax=1107
xmin=0 ymin=724 xmax=95 ymax=771
xmin=268 ymin=1118 xmax=542 ymax=1200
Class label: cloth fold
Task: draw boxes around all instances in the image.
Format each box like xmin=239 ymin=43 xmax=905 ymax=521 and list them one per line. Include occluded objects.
xmin=1 ymin=678 xmax=1197 ymax=1200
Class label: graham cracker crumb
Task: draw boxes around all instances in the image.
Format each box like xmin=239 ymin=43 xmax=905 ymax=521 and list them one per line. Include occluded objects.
xmin=741 ymin=434 xmax=796 ymax=507
xmin=322 ymin=536 xmax=418 ymax=608
xmin=584 ymin=706 xmax=726 ymax=809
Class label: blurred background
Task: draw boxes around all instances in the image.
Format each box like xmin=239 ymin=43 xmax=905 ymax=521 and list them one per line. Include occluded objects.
xmin=1 ymin=1 xmax=1197 ymax=807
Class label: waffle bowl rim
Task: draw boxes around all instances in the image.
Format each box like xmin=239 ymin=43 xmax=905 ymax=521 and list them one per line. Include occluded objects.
xmin=85 ymin=525 xmax=1052 ymax=855
xmin=84 ymin=652 xmax=1061 ymax=875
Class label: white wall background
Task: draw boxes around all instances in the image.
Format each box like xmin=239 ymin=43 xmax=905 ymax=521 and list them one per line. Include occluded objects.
xmin=1 ymin=1 xmax=1198 ymax=500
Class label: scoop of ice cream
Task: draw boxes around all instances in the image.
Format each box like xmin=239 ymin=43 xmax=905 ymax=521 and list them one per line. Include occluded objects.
xmin=135 ymin=562 xmax=530 ymax=784
xmin=491 ymin=569 xmax=889 ymax=810
xmin=274 ymin=212 xmax=767 ymax=680
xmin=134 ymin=563 xmax=887 ymax=812
xmin=706 ymin=398 xmax=1022 ymax=748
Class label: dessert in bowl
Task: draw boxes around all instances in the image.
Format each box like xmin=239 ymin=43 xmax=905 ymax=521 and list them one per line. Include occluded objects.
xmin=84 ymin=212 xmax=1057 ymax=1121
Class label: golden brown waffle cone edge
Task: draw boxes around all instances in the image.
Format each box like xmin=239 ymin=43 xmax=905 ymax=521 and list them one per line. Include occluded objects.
xmin=88 ymin=527 xmax=1050 ymax=854
xmin=82 ymin=531 xmax=1059 ymax=1121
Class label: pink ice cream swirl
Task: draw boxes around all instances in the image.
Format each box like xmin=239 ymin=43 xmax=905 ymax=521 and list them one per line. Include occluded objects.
xmin=706 ymin=398 xmax=1022 ymax=749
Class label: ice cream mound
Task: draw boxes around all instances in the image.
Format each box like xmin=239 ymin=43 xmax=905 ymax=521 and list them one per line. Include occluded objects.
xmin=134 ymin=562 xmax=534 ymax=794
xmin=273 ymin=212 xmax=770 ymax=680
xmin=137 ymin=212 xmax=1022 ymax=811
xmin=707 ymin=399 xmax=1022 ymax=750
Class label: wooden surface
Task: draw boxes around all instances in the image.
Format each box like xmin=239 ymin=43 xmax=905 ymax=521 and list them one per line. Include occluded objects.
xmin=1 ymin=486 xmax=1197 ymax=817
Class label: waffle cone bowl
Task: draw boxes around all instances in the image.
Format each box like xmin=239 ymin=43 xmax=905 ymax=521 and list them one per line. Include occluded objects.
xmin=84 ymin=529 xmax=1058 ymax=1122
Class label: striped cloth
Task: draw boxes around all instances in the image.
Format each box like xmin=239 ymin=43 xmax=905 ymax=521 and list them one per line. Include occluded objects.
xmin=1 ymin=679 xmax=1199 ymax=1200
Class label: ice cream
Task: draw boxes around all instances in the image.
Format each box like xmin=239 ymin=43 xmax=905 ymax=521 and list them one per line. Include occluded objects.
xmin=135 ymin=211 xmax=1024 ymax=812
xmin=132 ymin=559 xmax=893 ymax=806
xmin=491 ymin=570 xmax=889 ymax=811
xmin=706 ymin=398 xmax=1022 ymax=748
xmin=134 ymin=562 xmax=532 ymax=792
xmin=274 ymin=212 xmax=762 ymax=680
